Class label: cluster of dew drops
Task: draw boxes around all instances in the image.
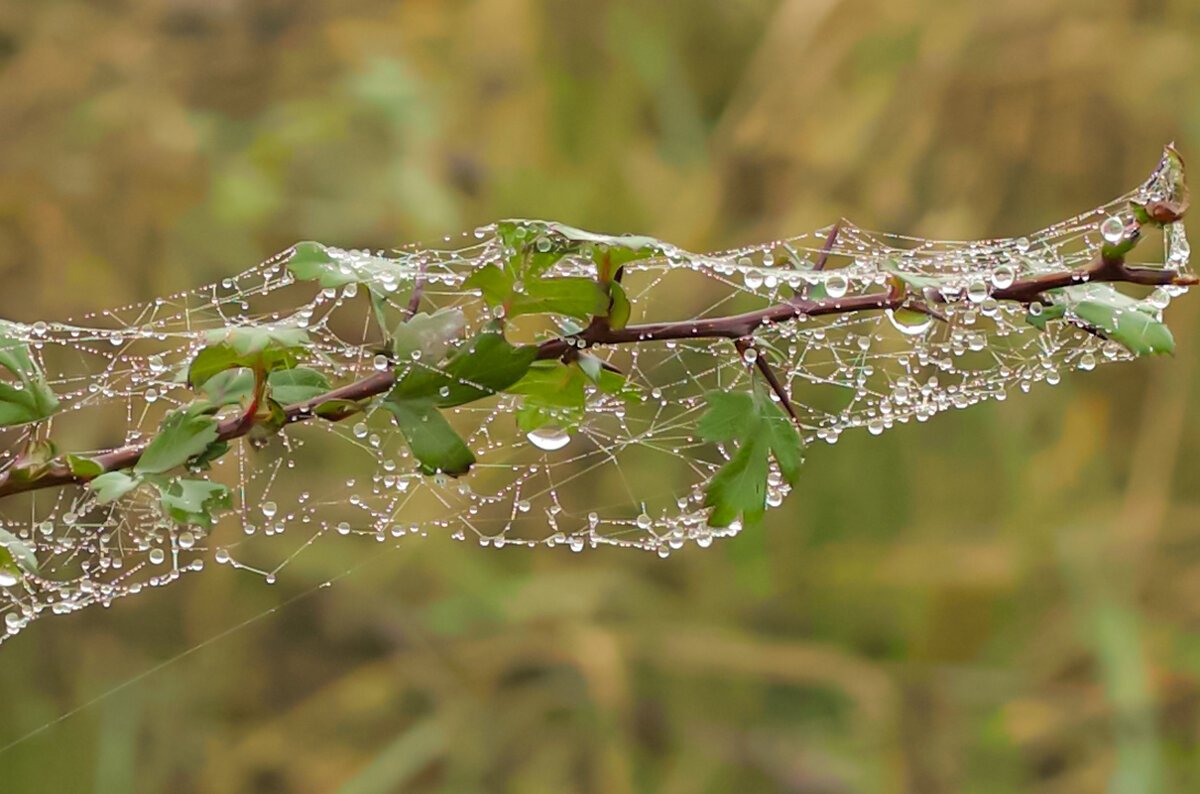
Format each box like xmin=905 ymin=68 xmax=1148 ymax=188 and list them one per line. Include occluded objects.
xmin=0 ymin=167 xmax=1191 ymax=641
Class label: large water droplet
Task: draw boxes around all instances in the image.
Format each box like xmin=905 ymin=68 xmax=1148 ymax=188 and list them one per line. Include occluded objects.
xmin=1100 ymin=215 xmax=1126 ymax=245
xmin=526 ymin=427 xmax=571 ymax=451
xmin=825 ymin=274 xmax=848 ymax=299
xmin=885 ymin=308 xmax=934 ymax=336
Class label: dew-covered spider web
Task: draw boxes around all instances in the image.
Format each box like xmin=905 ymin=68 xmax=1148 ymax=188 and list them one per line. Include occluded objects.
xmin=0 ymin=152 xmax=1190 ymax=643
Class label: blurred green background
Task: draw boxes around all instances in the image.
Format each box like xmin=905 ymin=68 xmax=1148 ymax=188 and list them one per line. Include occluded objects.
xmin=1 ymin=0 xmax=1200 ymax=791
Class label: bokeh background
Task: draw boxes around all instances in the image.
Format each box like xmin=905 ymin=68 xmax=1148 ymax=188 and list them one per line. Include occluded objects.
xmin=1 ymin=1 xmax=1199 ymax=791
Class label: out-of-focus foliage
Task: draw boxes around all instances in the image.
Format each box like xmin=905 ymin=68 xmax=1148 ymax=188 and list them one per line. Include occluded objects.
xmin=1 ymin=1 xmax=1199 ymax=792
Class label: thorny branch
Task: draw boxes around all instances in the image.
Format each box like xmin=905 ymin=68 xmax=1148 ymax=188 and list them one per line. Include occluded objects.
xmin=0 ymin=221 xmax=1194 ymax=501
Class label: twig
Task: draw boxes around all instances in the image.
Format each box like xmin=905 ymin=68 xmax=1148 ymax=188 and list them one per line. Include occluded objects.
xmin=0 ymin=243 xmax=1193 ymax=501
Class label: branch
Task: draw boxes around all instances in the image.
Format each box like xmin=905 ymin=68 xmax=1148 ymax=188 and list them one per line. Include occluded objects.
xmin=0 ymin=238 xmax=1193 ymax=501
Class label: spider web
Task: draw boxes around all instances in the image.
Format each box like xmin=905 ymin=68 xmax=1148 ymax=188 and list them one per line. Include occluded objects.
xmin=0 ymin=154 xmax=1189 ymax=643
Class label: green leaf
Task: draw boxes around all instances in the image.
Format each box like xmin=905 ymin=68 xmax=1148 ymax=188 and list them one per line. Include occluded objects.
xmin=135 ymin=412 xmax=221 ymax=475
xmin=1071 ymin=299 xmax=1174 ymax=357
xmin=187 ymin=440 xmax=229 ymax=471
xmin=879 ymin=260 xmax=945 ymax=292
xmin=509 ymin=277 xmax=607 ymax=320
xmin=90 ymin=471 xmax=140 ymax=504
xmin=8 ymin=440 xmax=59 ymax=483
xmin=698 ymin=388 xmax=805 ymax=528
xmin=462 ymin=265 xmax=513 ymax=306
xmin=0 ymin=528 xmax=38 ymax=581
xmin=188 ymin=326 xmax=308 ymax=388
xmin=392 ymin=309 xmax=465 ymax=363
xmin=0 ymin=320 xmax=60 ymax=428
xmin=200 ymin=367 xmax=255 ymax=407
xmin=285 ymin=241 xmax=408 ymax=299
xmin=67 ymin=454 xmax=105 ymax=477
xmin=313 ymin=399 xmax=361 ymax=421
xmin=705 ymin=438 xmax=769 ymax=528
xmin=391 ymin=329 xmax=537 ymax=408
xmin=285 ymin=242 xmax=357 ymax=288
xmin=0 ymin=320 xmax=35 ymax=375
xmin=382 ymin=398 xmax=475 ymax=476
xmin=1026 ymin=285 xmax=1175 ymax=356
xmin=755 ymin=390 xmax=803 ymax=485
xmin=507 ymin=361 xmax=588 ymax=432
xmin=497 ymin=221 xmax=669 ymax=269
xmin=697 ymin=392 xmax=757 ymax=442
xmin=156 ymin=477 xmax=232 ymax=528
xmin=267 ymin=366 xmax=331 ymax=405
xmin=607 ymin=281 xmax=632 ymax=330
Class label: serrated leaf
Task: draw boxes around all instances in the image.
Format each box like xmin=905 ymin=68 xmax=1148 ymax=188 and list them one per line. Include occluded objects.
xmin=188 ymin=326 xmax=308 ymax=388
xmin=0 ymin=528 xmax=38 ymax=581
xmin=698 ymin=388 xmax=805 ymax=528
xmin=156 ymin=477 xmax=232 ymax=528
xmin=135 ymin=412 xmax=221 ymax=475
xmin=705 ymin=438 xmax=769 ymax=528
xmin=755 ymin=391 xmax=803 ymax=485
xmin=267 ymin=366 xmax=331 ymax=405
xmin=697 ymin=392 xmax=757 ymax=442
xmin=382 ymin=398 xmax=475 ymax=476
xmin=90 ymin=470 xmax=140 ymax=504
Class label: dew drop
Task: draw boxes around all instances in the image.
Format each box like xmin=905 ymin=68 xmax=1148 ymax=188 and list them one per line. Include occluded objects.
xmin=1100 ymin=215 xmax=1126 ymax=245
xmin=825 ymin=274 xmax=848 ymax=299
xmin=966 ymin=280 xmax=989 ymax=303
xmin=526 ymin=427 xmax=570 ymax=451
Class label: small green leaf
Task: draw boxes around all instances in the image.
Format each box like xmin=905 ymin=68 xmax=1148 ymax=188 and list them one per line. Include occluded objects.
xmin=188 ymin=326 xmax=308 ymax=388
xmin=156 ymin=477 xmax=232 ymax=528
xmin=313 ymin=399 xmax=361 ymax=421
xmin=705 ymin=438 xmax=769 ymax=528
xmin=391 ymin=309 xmax=465 ymax=364
xmin=8 ymin=440 xmax=59 ymax=483
xmin=285 ymin=242 xmax=356 ymax=288
xmin=607 ymin=281 xmax=631 ymax=330
xmin=507 ymin=362 xmax=588 ymax=432
xmin=267 ymin=366 xmax=331 ymax=405
xmin=90 ymin=471 xmax=140 ymax=504
xmin=0 ymin=320 xmax=60 ymax=428
xmin=67 ymin=454 xmax=105 ymax=477
xmin=200 ymin=368 xmax=255 ymax=407
xmin=382 ymin=398 xmax=475 ymax=476
xmin=698 ymin=388 xmax=805 ymax=528
xmin=0 ymin=528 xmax=38 ymax=581
xmin=462 ymin=265 xmax=513 ymax=306
xmin=187 ymin=440 xmax=229 ymax=471
xmin=135 ymin=412 xmax=221 ymax=475
xmin=391 ymin=329 xmax=537 ymax=407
